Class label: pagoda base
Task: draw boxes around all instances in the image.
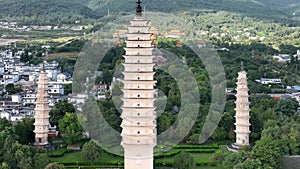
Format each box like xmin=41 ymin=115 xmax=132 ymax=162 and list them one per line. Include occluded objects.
xmin=227 ymin=143 xmax=243 ymax=152
xmin=123 ymin=145 xmax=154 ymax=169
xmin=34 ymin=142 xmax=49 ymax=148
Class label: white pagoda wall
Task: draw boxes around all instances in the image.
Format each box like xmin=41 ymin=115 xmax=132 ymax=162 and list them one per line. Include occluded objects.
xmin=121 ymin=12 xmax=156 ymax=169
xmin=234 ymin=71 xmax=251 ymax=146
xmin=123 ymin=55 xmax=154 ymax=64
xmin=34 ymin=72 xmax=50 ymax=146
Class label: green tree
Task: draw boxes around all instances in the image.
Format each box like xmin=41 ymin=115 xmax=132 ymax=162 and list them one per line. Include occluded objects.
xmin=58 ymin=113 xmax=83 ymax=144
xmin=173 ymin=152 xmax=196 ymax=169
xmin=45 ymin=163 xmax=65 ymax=169
xmin=81 ymin=140 xmax=101 ymax=165
xmin=233 ymin=159 xmax=263 ymax=169
xmin=252 ymin=137 xmax=281 ymax=169
xmin=102 ymin=69 xmax=113 ymax=84
xmin=157 ymin=113 xmax=173 ymax=134
xmin=50 ymin=100 xmax=75 ymax=126
xmin=0 ymin=162 xmax=9 ymax=169
xmin=5 ymin=84 xmax=22 ymax=94
xmin=20 ymin=50 xmax=33 ymax=63
xmin=14 ymin=118 xmax=35 ymax=144
xmin=4 ymin=140 xmax=33 ymax=169
xmin=223 ymin=152 xmax=244 ymax=168
xmin=274 ymin=98 xmax=298 ymax=117
xmin=33 ymin=153 xmax=50 ymax=169
xmin=62 ymin=84 xmax=72 ymax=95
xmin=0 ymin=118 xmax=11 ymax=131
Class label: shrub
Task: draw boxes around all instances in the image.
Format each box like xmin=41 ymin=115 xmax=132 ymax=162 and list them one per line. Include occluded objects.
xmin=48 ymin=148 xmax=67 ymax=157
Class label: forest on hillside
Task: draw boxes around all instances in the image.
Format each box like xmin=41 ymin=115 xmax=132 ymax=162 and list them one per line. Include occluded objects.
xmin=0 ymin=0 xmax=299 ymax=25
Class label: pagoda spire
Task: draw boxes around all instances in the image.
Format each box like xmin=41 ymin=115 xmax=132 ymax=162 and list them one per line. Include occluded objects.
xmin=241 ymin=62 xmax=244 ymax=71
xmin=136 ymin=0 xmax=142 ymax=15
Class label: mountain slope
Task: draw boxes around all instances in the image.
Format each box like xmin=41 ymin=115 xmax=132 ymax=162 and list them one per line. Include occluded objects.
xmin=0 ymin=0 xmax=299 ymax=25
xmin=0 ymin=0 xmax=100 ymax=25
xmin=91 ymin=0 xmax=299 ymax=25
xmin=257 ymin=0 xmax=300 ymax=15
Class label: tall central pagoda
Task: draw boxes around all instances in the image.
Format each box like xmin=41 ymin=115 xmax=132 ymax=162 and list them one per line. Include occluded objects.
xmin=121 ymin=0 xmax=157 ymax=168
xmin=34 ymin=71 xmax=50 ymax=146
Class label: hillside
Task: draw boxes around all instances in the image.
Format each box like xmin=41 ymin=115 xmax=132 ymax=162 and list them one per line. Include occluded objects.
xmin=0 ymin=0 xmax=100 ymax=25
xmin=257 ymin=0 xmax=300 ymax=16
xmin=90 ymin=0 xmax=299 ymax=25
xmin=0 ymin=0 xmax=299 ymax=25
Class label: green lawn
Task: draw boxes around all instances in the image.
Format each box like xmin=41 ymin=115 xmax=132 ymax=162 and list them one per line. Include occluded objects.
xmin=50 ymin=151 xmax=123 ymax=165
xmin=155 ymin=153 xmax=212 ymax=164
xmin=50 ymin=145 xmax=226 ymax=169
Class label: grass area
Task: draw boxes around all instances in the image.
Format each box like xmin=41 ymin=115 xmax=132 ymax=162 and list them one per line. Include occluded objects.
xmin=45 ymin=52 xmax=79 ymax=60
xmin=50 ymin=151 xmax=123 ymax=165
xmin=50 ymin=144 xmax=227 ymax=168
xmin=155 ymin=153 xmax=212 ymax=164
xmin=51 ymin=152 xmax=221 ymax=168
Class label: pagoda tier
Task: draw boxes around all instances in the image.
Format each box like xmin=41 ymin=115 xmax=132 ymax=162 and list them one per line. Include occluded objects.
xmin=123 ymin=55 xmax=154 ymax=64
xmin=126 ymin=40 xmax=152 ymax=47
xmin=234 ymin=71 xmax=251 ymax=146
xmin=124 ymin=48 xmax=153 ymax=55
xmin=122 ymin=72 xmax=155 ymax=80
xmin=121 ymin=107 xmax=156 ymax=118
xmin=128 ymin=26 xmax=150 ymax=33
xmin=121 ymin=1 xmax=157 ymax=168
xmin=123 ymin=80 xmax=156 ymax=90
xmin=34 ymin=71 xmax=50 ymax=146
xmin=127 ymin=33 xmax=152 ymax=40
xmin=123 ymin=63 xmax=155 ymax=72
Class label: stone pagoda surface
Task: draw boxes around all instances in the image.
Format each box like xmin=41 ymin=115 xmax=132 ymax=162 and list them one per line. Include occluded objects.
xmin=120 ymin=1 xmax=157 ymax=169
xmin=228 ymin=70 xmax=251 ymax=152
xmin=34 ymin=71 xmax=50 ymax=146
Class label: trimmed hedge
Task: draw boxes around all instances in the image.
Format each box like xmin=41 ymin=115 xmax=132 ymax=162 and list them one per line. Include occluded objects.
xmin=173 ymin=143 xmax=219 ymax=149
xmin=155 ymin=161 xmax=216 ymax=167
xmin=66 ymin=165 xmax=124 ymax=169
xmin=57 ymin=161 xmax=124 ymax=166
xmin=154 ymin=150 xmax=181 ymax=158
xmin=185 ymin=149 xmax=216 ymax=153
xmin=154 ymin=149 xmax=215 ymax=159
xmin=48 ymin=148 xmax=73 ymax=157
xmin=48 ymin=148 xmax=67 ymax=157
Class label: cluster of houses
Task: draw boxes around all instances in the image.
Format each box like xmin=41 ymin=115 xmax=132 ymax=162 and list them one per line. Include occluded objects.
xmin=0 ymin=47 xmax=72 ymax=122
xmin=226 ymin=76 xmax=300 ymax=110
xmin=272 ymin=50 xmax=300 ymax=62
xmin=195 ymin=27 xmax=267 ymax=42
xmin=0 ymin=21 xmax=84 ymax=32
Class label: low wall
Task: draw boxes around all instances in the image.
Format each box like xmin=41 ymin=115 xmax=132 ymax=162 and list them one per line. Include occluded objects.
xmin=282 ymin=156 xmax=300 ymax=169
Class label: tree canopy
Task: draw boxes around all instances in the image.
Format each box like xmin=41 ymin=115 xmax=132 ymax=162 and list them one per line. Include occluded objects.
xmin=81 ymin=140 xmax=101 ymax=166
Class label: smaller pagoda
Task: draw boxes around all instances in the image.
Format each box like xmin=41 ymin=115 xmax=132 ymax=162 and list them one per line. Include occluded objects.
xmin=34 ymin=71 xmax=50 ymax=146
xmin=228 ymin=64 xmax=251 ymax=152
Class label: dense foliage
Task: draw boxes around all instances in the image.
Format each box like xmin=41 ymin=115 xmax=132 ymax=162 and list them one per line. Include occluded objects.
xmin=0 ymin=0 xmax=99 ymax=25
xmin=49 ymin=100 xmax=75 ymax=127
xmin=0 ymin=118 xmax=50 ymax=169
xmin=0 ymin=0 xmax=299 ymax=26
xmin=58 ymin=113 xmax=83 ymax=144
xmin=81 ymin=140 xmax=101 ymax=165
xmin=173 ymin=152 xmax=196 ymax=169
